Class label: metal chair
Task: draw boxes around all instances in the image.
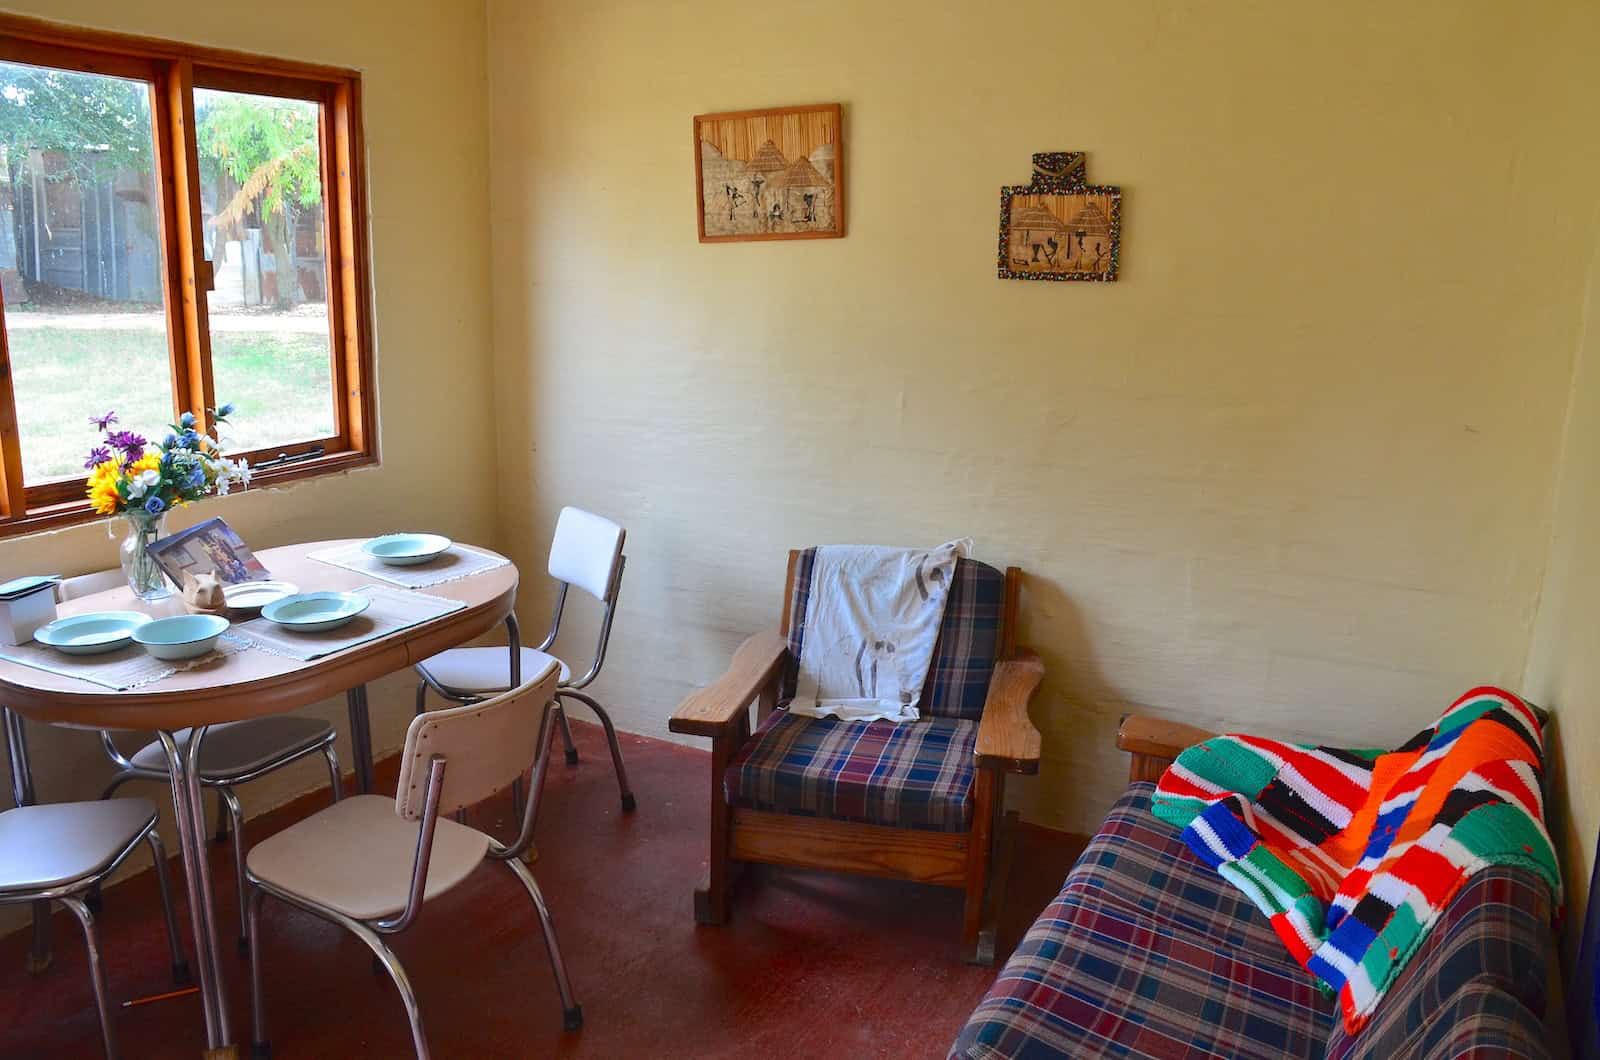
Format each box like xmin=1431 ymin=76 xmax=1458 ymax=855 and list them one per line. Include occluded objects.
xmin=244 ymin=659 xmax=580 ymax=1059
xmin=58 ymin=571 xmax=343 ymax=954
xmin=414 ymin=507 xmax=634 ymax=824
xmin=2 ymin=710 xmax=189 ymax=1060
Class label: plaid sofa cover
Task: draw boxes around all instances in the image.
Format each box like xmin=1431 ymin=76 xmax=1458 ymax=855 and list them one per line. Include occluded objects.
xmin=724 ymin=710 xmax=977 ymax=832
xmin=950 ymin=784 xmax=1554 ymax=1059
xmin=781 ymin=548 xmax=1005 ymax=721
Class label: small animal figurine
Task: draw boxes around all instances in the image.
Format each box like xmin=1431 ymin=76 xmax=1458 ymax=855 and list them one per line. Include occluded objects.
xmin=181 ymin=570 xmax=227 ymax=615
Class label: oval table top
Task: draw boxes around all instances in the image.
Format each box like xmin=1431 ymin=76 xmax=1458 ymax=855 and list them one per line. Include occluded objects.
xmin=0 ymin=539 xmax=518 ymax=731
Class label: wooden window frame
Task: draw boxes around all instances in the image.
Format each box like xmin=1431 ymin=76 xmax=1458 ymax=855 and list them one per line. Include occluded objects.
xmin=0 ymin=14 xmax=376 ymax=538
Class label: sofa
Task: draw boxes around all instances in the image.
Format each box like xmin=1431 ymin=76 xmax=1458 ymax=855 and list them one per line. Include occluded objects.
xmin=950 ymin=716 xmax=1556 ymax=1059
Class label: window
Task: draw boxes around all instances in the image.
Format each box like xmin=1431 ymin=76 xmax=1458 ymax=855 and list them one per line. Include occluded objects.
xmin=0 ymin=17 xmax=375 ymax=535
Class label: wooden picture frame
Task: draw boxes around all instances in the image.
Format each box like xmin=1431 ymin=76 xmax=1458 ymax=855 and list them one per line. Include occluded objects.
xmin=694 ymin=103 xmax=844 ymax=243
xmin=998 ymin=151 xmax=1121 ymax=282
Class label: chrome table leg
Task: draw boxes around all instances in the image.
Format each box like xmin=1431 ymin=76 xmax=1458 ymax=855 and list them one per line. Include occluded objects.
xmin=158 ymin=728 xmax=232 ymax=1051
xmin=346 ymin=686 xmax=375 ymax=794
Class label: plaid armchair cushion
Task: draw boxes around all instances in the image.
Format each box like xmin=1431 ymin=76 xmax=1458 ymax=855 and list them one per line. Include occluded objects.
xmin=950 ymin=783 xmax=1338 ymax=1060
xmin=724 ymin=709 xmax=977 ymax=832
xmin=782 ymin=548 xmax=1005 ymax=721
xmin=1324 ymin=866 xmax=1553 ymax=1060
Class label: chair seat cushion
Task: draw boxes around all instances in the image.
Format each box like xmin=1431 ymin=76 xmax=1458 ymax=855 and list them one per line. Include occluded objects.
xmin=245 ymin=795 xmax=489 ymax=921
xmin=0 ymin=798 xmax=159 ymax=893
xmin=724 ymin=709 xmax=977 ymax=832
xmin=416 ymin=647 xmax=572 ymax=695
xmin=951 ymin=783 xmax=1338 ymax=1060
xmin=128 ymin=715 xmax=335 ymax=780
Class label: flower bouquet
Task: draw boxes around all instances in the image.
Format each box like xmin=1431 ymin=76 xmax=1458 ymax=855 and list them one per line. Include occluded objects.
xmin=84 ymin=406 xmax=251 ymax=601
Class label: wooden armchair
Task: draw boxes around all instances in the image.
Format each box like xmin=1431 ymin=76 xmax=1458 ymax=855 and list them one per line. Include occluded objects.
xmin=668 ymin=550 xmax=1042 ymax=963
xmin=1115 ymin=714 xmax=1218 ymax=782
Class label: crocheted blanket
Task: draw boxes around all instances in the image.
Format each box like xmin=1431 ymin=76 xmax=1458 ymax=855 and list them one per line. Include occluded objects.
xmin=1152 ymin=686 xmax=1561 ymax=1032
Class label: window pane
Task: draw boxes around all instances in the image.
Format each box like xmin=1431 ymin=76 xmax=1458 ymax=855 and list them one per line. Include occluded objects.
xmin=195 ymin=87 xmax=335 ymax=453
xmin=0 ymin=61 xmax=175 ymax=484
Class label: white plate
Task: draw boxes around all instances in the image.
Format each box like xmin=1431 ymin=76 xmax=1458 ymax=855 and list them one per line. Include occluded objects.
xmin=33 ymin=611 xmax=152 ymax=656
xmin=222 ymin=580 xmax=300 ymax=613
xmin=362 ymin=533 xmax=452 ymax=567
xmin=261 ymin=591 xmax=370 ymax=633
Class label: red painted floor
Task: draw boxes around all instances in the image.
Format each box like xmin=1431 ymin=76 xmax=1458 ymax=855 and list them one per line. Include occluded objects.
xmin=0 ymin=721 xmax=1085 ymax=1058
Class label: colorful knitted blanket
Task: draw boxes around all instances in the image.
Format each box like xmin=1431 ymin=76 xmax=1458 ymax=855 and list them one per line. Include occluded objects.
xmin=1152 ymin=686 xmax=1561 ymax=1032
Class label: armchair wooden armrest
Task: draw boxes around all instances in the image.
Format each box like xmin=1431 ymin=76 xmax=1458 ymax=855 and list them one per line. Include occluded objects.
xmin=975 ymin=652 xmax=1043 ymax=774
xmin=668 ymin=630 xmax=789 ymax=738
xmin=1116 ymin=713 xmax=1216 ymax=783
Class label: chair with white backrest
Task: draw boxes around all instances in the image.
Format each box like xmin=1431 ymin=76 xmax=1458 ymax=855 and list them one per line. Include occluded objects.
xmin=414 ymin=507 xmax=634 ymax=822
xmin=244 ymin=659 xmax=580 ymax=1058
xmin=1 ymin=708 xmax=189 ymax=1060
xmin=58 ymin=569 xmax=343 ymax=954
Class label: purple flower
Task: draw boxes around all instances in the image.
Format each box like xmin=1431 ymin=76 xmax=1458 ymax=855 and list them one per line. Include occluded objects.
xmin=83 ymin=445 xmax=112 ymax=470
xmin=105 ymin=430 xmax=148 ymax=460
xmin=143 ymin=494 xmax=166 ymax=515
xmin=89 ymin=410 xmax=118 ymax=431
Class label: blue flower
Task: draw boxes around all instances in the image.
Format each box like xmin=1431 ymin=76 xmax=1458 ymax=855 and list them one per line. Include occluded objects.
xmin=178 ymin=411 xmax=196 ymax=429
xmin=162 ymin=433 xmax=179 ymax=450
xmin=143 ymin=494 xmax=166 ymax=515
xmin=216 ymin=403 xmax=236 ymax=419
xmin=185 ymin=467 xmax=206 ymax=490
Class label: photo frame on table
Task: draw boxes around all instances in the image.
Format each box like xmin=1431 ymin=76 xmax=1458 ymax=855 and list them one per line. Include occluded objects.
xmin=694 ymin=102 xmax=844 ymax=242
xmin=998 ymin=150 xmax=1122 ymax=282
xmin=146 ymin=517 xmax=271 ymax=586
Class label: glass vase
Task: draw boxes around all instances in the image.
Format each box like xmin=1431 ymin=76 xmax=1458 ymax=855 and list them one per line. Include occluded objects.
xmin=118 ymin=509 xmax=172 ymax=602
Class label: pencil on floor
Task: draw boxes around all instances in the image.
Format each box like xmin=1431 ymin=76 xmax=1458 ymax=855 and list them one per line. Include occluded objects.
xmin=121 ymin=986 xmax=199 ymax=1008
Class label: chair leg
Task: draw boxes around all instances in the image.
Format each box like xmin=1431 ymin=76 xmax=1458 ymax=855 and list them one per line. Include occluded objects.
xmin=962 ymin=769 xmax=998 ymax=965
xmin=556 ymin=704 xmax=578 ymax=766
xmin=87 ymin=774 xmax=134 ymax=919
xmin=99 ymin=773 xmax=134 ymax=802
xmin=60 ymin=896 xmax=117 ymax=1060
xmin=145 ymin=831 xmax=192 ymax=985
xmin=247 ymin=888 xmax=269 ymax=1059
xmin=219 ymin=787 xmax=250 ymax=956
xmin=414 ymin=679 xmax=429 ymax=718
xmin=346 ymin=920 xmax=431 ymax=1059
xmin=214 ymin=789 xmax=231 ymax=845
xmin=560 ymin=690 xmax=636 ymax=813
xmin=504 ymin=857 xmax=582 ymax=1032
xmin=27 ymin=898 xmax=52 ymax=974
xmin=322 ymin=744 xmax=344 ymax=803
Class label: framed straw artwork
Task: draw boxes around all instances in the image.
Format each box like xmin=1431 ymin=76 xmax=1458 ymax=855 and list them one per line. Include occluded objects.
xmin=694 ymin=103 xmax=844 ymax=243
xmin=998 ymin=151 xmax=1122 ymax=282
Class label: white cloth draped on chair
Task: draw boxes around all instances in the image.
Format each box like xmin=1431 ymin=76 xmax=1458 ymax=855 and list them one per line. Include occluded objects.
xmin=788 ymin=539 xmax=970 ymax=723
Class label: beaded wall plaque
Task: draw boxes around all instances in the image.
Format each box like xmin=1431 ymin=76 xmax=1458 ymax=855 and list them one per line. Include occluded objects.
xmin=998 ymin=151 xmax=1121 ymax=282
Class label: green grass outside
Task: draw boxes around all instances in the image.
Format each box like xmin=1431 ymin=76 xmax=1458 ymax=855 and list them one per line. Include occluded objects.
xmin=10 ymin=327 xmax=335 ymax=482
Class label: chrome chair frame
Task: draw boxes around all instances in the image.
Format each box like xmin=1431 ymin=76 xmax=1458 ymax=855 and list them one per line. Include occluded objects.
xmin=245 ymin=714 xmax=581 ymax=1060
xmin=2 ymin=712 xmax=191 ymax=1060
xmin=415 ymin=554 xmax=635 ymax=828
xmin=98 ymin=726 xmax=342 ymax=955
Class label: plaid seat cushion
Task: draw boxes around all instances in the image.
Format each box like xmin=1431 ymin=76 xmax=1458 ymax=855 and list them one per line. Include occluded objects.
xmin=724 ymin=709 xmax=977 ymax=832
xmin=950 ymin=783 xmax=1338 ymax=1059
xmin=1324 ymin=866 xmax=1553 ymax=1060
xmin=782 ymin=548 xmax=1004 ymax=720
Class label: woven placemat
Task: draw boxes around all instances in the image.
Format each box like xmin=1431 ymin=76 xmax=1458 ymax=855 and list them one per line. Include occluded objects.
xmin=307 ymin=542 xmax=510 ymax=589
xmin=232 ymin=585 xmax=466 ymax=661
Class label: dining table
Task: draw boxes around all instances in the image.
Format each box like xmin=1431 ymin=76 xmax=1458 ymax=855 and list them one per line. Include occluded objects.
xmin=0 ymin=539 xmax=520 ymax=1059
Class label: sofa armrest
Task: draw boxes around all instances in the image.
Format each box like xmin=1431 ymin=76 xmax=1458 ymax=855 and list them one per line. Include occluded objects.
xmin=668 ymin=630 xmax=788 ymax=738
xmin=1116 ymin=714 xmax=1215 ymax=783
xmin=975 ymin=652 xmax=1043 ymax=774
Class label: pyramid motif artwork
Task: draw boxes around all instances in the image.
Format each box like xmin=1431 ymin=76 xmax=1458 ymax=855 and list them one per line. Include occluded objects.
xmin=998 ymin=151 xmax=1121 ymax=281
xmin=694 ymin=104 xmax=844 ymax=242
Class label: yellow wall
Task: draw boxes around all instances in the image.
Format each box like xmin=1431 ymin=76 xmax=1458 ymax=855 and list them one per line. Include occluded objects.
xmin=487 ymin=0 xmax=1600 ymax=834
xmin=0 ymin=0 xmax=496 ymax=921
xmin=1524 ymin=235 xmax=1600 ymax=972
